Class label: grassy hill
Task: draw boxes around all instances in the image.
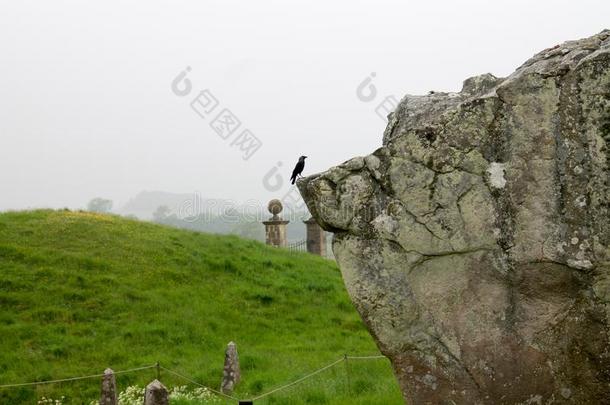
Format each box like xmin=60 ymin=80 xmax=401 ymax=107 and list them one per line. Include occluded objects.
xmin=0 ymin=210 xmax=402 ymax=404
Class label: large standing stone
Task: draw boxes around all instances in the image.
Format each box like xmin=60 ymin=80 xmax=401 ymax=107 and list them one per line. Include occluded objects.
xmin=221 ymin=341 xmax=241 ymax=394
xmin=144 ymin=379 xmax=169 ymax=405
xmin=99 ymin=368 xmax=117 ymax=405
xmin=298 ymin=30 xmax=610 ymax=404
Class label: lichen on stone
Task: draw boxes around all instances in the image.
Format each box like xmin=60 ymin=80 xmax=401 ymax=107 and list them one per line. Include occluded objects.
xmin=298 ymin=30 xmax=610 ymax=404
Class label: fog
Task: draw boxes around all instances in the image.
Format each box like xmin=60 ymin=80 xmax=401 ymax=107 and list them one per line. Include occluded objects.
xmin=1 ymin=0 xmax=608 ymax=212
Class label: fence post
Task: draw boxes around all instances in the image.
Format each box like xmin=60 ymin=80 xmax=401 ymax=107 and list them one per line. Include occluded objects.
xmin=100 ymin=368 xmax=118 ymax=405
xmin=144 ymin=379 xmax=169 ymax=405
xmin=344 ymin=354 xmax=351 ymax=395
xmin=221 ymin=341 xmax=241 ymax=394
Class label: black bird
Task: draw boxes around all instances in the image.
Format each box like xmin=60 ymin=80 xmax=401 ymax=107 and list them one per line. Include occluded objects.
xmin=290 ymin=156 xmax=307 ymax=185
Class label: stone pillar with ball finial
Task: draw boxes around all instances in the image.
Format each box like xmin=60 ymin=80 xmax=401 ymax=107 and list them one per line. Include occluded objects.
xmin=263 ymin=199 xmax=289 ymax=247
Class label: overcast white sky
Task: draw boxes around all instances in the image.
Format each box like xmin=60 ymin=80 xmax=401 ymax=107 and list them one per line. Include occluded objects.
xmin=0 ymin=0 xmax=608 ymax=211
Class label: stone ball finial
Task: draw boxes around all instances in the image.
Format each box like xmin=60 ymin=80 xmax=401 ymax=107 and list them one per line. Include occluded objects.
xmin=268 ymin=199 xmax=283 ymax=216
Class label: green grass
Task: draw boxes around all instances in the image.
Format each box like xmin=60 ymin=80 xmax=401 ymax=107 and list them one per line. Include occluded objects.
xmin=0 ymin=210 xmax=403 ymax=404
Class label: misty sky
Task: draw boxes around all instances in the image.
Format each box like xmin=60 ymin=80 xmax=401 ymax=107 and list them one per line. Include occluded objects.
xmin=1 ymin=0 xmax=608 ymax=211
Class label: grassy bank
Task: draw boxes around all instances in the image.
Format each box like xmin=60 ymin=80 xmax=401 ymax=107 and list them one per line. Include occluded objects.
xmin=0 ymin=210 xmax=402 ymax=404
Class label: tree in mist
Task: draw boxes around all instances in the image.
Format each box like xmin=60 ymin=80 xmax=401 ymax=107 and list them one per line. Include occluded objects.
xmin=87 ymin=198 xmax=113 ymax=213
xmin=153 ymin=205 xmax=172 ymax=222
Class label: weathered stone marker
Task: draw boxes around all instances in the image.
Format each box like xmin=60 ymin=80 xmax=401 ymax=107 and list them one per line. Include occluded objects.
xmin=144 ymin=379 xmax=169 ymax=405
xmin=298 ymin=30 xmax=610 ymax=404
xmin=262 ymin=199 xmax=289 ymax=247
xmin=304 ymin=216 xmax=326 ymax=256
xmin=221 ymin=341 xmax=241 ymax=393
xmin=99 ymin=368 xmax=117 ymax=405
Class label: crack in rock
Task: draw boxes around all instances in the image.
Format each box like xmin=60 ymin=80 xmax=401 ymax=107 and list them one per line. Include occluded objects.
xmin=298 ymin=30 xmax=610 ymax=405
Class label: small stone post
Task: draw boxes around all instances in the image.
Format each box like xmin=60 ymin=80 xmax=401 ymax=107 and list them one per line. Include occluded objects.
xmin=144 ymin=379 xmax=169 ymax=405
xmin=262 ymin=199 xmax=289 ymax=247
xmin=304 ymin=217 xmax=326 ymax=256
xmin=100 ymin=368 xmax=117 ymax=405
xmin=221 ymin=341 xmax=241 ymax=394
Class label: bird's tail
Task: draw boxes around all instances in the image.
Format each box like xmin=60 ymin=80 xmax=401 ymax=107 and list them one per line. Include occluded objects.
xmin=291 ymin=177 xmax=296 ymax=185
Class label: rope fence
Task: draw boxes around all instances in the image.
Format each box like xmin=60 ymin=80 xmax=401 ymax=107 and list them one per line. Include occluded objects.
xmin=0 ymin=364 xmax=157 ymax=389
xmin=0 ymin=354 xmax=390 ymax=403
xmin=158 ymin=365 xmax=239 ymax=401
xmin=345 ymin=355 xmax=386 ymax=360
xmin=249 ymin=357 xmax=345 ymax=401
